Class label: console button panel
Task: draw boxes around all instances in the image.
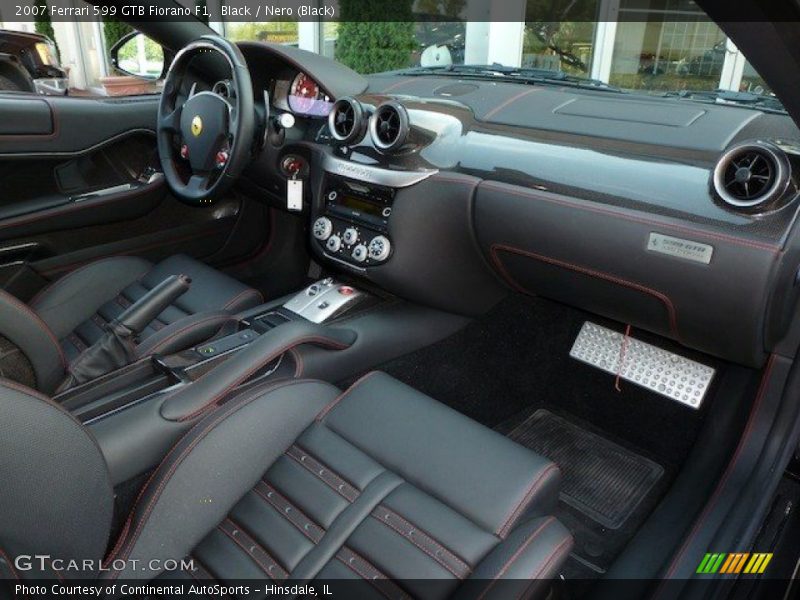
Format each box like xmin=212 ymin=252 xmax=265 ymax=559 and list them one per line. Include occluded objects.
xmin=313 ymin=175 xmax=395 ymax=267
xmin=313 ymin=216 xmax=392 ymax=266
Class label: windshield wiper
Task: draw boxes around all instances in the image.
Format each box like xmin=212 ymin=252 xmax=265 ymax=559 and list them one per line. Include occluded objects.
xmin=663 ymin=89 xmax=785 ymax=113
xmin=392 ymin=64 xmax=625 ymax=92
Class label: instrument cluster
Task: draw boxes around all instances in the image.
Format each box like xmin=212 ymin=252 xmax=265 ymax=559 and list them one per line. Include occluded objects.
xmin=273 ymin=70 xmax=333 ymax=118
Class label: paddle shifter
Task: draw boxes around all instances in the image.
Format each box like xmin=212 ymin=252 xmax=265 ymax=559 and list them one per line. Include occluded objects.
xmin=60 ymin=274 xmax=192 ymax=390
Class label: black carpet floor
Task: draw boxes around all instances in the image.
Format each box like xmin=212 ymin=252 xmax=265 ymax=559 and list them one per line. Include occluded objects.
xmin=367 ymin=294 xmax=727 ymax=576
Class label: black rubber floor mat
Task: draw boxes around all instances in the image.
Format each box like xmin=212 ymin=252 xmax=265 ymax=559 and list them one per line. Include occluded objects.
xmin=508 ymin=409 xmax=664 ymax=529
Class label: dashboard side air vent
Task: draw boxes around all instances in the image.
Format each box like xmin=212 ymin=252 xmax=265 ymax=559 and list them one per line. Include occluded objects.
xmin=327 ymin=97 xmax=366 ymax=145
xmin=713 ymin=141 xmax=791 ymax=210
xmin=370 ymin=101 xmax=410 ymax=152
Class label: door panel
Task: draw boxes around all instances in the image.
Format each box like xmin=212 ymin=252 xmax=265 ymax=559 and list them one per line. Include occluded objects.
xmin=0 ymin=95 xmax=158 ymax=154
xmin=0 ymin=93 xmax=269 ymax=301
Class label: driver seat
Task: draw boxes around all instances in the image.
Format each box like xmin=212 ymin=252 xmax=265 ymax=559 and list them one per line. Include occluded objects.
xmin=0 ymin=254 xmax=263 ymax=394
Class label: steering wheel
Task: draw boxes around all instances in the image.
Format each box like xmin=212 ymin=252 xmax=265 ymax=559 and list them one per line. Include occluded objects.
xmin=157 ymin=35 xmax=255 ymax=203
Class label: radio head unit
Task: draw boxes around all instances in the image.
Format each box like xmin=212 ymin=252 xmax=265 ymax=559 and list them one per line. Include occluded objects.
xmin=324 ymin=175 xmax=395 ymax=231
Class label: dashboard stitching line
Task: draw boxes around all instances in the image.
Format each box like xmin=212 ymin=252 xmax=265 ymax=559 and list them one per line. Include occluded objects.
xmin=482 ymin=181 xmax=781 ymax=253
xmin=490 ymin=244 xmax=681 ymax=341
xmin=483 ymin=88 xmax=541 ymax=120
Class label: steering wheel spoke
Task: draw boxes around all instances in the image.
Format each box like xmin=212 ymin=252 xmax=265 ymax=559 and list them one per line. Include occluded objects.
xmin=156 ymin=36 xmax=254 ymax=204
xmin=186 ymin=174 xmax=209 ymax=196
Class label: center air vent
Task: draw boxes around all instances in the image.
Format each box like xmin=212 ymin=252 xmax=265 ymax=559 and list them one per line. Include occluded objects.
xmin=327 ymin=97 xmax=366 ymax=145
xmin=370 ymin=101 xmax=410 ymax=152
xmin=713 ymin=141 xmax=791 ymax=209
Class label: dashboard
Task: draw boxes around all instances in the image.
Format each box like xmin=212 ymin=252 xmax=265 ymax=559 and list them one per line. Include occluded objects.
xmin=230 ymin=41 xmax=800 ymax=370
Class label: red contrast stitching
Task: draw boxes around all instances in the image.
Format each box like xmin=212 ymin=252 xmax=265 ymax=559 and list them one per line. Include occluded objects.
xmin=0 ymin=546 xmax=20 ymax=581
xmin=217 ymin=517 xmax=286 ymax=580
xmin=290 ymin=347 xmax=304 ymax=377
xmin=174 ymin=335 xmax=351 ymax=422
xmin=381 ymin=78 xmax=417 ymax=93
xmin=483 ymin=88 xmax=541 ymax=120
xmin=336 ymin=548 xmax=409 ymax=600
xmin=0 ymin=177 xmax=163 ymax=233
xmin=372 ymin=507 xmax=472 ymax=578
xmin=481 ymin=181 xmax=781 ymax=253
xmin=223 ymin=289 xmax=264 ymax=311
xmin=514 ymin=535 xmax=573 ymax=600
xmin=496 ymin=463 xmax=560 ymax=538
xmin=104 ymin=378 xmax=314 ymax=576
xmin=476 ymin=517 xmax=557 ymax=600
xmin=29 ymin=256 xmax=149 ymax=308
xmin=490 ymin=244 xmax=681 ymax=341
xmin=136 ymin=314 xmax=235 ymax=357
xmin=39 ymin=227 xmax=218 ymax=277
xmin=0 ymin=289 xmax=66 ymax=370
xmin=655 ymin=354 xmax=776 ymax=588
xmin=315 ymin=371 xmax=381 ymax=421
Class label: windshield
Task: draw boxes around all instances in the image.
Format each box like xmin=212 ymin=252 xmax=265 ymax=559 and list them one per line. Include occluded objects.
xmin=223 ymin=0 xmax=777 ymax=108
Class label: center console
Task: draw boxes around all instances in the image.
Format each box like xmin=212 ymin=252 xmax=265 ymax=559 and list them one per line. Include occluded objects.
xmin=312 ymin=174 xmax=395 ymax=267
xmin=50 ymin=279 xmax=367 ymax=483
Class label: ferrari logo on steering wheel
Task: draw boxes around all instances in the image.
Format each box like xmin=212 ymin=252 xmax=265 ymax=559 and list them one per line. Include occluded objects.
xmin=191 ymin=115 xmax=203 ymax=137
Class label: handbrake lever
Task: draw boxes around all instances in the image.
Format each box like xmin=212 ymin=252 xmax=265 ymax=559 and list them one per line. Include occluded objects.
xmin=115 ymin=274 xmax=192 ymax=335
xmin=58 ymin=274 xmax=192 ymax=391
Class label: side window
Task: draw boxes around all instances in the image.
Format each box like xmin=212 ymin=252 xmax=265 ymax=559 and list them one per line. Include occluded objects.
xmin=0 ymin=15 xmax=164 ymax=98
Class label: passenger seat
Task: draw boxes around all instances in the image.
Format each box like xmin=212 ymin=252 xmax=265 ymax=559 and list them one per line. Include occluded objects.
xmin=0 ymin=372 xmax=572 ymax=596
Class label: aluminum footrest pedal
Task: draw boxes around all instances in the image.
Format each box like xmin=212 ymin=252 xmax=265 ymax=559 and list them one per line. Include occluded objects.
xmin=569 ymin=322 xmax=715 ymax=409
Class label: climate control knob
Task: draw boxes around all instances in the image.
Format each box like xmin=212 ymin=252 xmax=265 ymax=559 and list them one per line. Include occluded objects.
xmin=343 ymin=227 xmax=359 ymax=246
xmin=312 ymin=217 xmax=333 ymax=241
xmin=368 ymin=235 xmax=391 ymax=262
xmin=326 ymin=235 xmax=342 ymax=253
xmin=352 ymin=244 xmax=367 ymax=263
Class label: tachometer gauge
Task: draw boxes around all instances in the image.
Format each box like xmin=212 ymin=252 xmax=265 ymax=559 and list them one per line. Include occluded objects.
xmin=288 ymin=72 xmax=320 ymax=114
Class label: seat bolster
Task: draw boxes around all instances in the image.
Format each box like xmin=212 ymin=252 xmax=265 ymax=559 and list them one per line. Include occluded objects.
xmin=321 ymin=372 xmax=563 ymax=537
xmin=0 ymin=289 xmax=66 ymax=393
xmin=103 ymin=378 xmax=340 ymax=581
xmin=456 ymin=516 xmax=573 ymax=600
xmin=0 ymin=379 xmax=114 ymax=577
xmin=31 ymin=256 xmax=152 ymax=339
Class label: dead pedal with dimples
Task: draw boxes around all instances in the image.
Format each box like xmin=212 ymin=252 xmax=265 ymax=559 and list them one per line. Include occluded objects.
xmin=569 ymin=322 xmax=715 ymax=409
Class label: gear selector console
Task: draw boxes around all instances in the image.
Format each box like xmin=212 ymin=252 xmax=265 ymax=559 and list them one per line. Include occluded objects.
xmin=283 ymin=278 xmax=365 ymax=323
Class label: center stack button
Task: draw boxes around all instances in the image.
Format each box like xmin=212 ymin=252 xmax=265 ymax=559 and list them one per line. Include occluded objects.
xmin=352 ymin=244 xmax=367 ymax=263
xmin=343 ymin=227 xmax=359 ymax=246
xmin=326 ymin=235 xmax=342 ymax=253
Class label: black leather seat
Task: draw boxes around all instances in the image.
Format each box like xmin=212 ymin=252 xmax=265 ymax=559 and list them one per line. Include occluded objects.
xmin=0 ymin=254 xmax=263 ymax=393
xmin=0 ymin=372 xmax=572 ymax=596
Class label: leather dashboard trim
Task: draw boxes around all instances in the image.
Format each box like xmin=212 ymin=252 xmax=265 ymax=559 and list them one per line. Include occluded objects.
xmin=481 ymin=180 xmax=782 ymax=254
xmin=490 ymin=243 xmax=681 ymax=340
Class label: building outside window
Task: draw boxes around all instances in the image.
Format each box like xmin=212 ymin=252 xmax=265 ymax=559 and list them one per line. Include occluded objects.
xmin=0 ymin=0 xmax=776 ymax=98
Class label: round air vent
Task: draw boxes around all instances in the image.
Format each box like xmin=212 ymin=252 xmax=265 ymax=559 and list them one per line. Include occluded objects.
xmin=713 ymin=141 xmax=791 ymax=209
xmin=369 ymin=101 xmax=410 ymax=152
xmin=327 ymin=97 xmax=366 ymax=145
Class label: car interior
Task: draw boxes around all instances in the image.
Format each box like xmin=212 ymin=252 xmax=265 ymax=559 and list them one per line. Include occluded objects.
xmin=2 ymin=1 xmax=800 ymax=598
